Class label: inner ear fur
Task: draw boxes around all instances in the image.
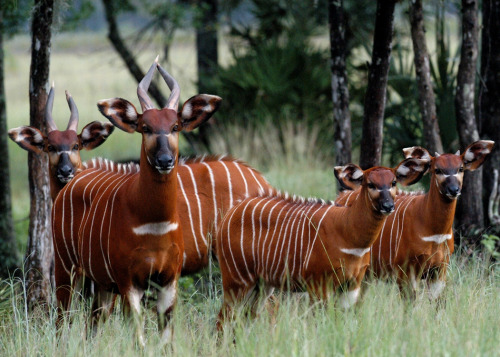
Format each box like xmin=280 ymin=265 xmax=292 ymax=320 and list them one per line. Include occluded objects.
xmin=462 ymin=140 xmax=495 ymax=171
xmin=333 ymin=164 xmax=363 ymax=191
xmin=79 ymin=121 xmax=115 ymax=150
xmin=178 ymin=94 xmax=222 ymax=132
xmin=395 ymin=158 xmax=430 ymax=186
xmin=8 ymin=126 xmax=45 ymax=154
xmin=97 ymin=98 xmax=139 ymax=133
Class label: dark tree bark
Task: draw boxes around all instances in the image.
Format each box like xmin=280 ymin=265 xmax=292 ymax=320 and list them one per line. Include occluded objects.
xmin=329 ymin=0 xmax=352 ymax=167
xmin=409 ymin=0 xmax=444 ymax=155
xmin=359 ymin=0 xmax=396 ymax=169
xmin=0 ymin=10 xmax=18 ymax=278
xmin=480 ymin=0 xmax=500 ymax=228
xmin=455 ymin=0 xmax=483 ymax=232
xmin=195 ymin=0 xmax=218 ymax=149
xmin=26 ymin=0 xmax=54 ymax=307
xmin=101 ymin=0 xmax=167 ymax=108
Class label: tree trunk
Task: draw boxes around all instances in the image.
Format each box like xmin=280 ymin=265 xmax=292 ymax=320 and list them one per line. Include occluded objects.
xmin=359 ymin=0 xmax=396 ymax=169
xmin=101 ymin=0 xmax=167 ymax=108
xmin=455 ymin=0 xmax=483 ymax=233
xmin=0 ymin=11 xmax=18 ymax=278
xmin=480 ymin=0 xmax=500 ymax=228
xmin=329 ymin=0 xmax=352 ymax=167
xmin=409 ymin=0 xmax=444 ymax=155
xmin=26 ymin=0 xmax=54 ymax=307
xmin=195 ymin=0 xmax=218 ymax=149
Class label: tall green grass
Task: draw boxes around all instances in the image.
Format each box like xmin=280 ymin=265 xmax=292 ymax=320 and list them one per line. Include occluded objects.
xmin=0 ymin=256 xmax=498 ymax=356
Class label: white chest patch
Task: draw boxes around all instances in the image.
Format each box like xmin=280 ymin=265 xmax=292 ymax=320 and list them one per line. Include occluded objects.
xmin=421 ymin=234 xmax=452 ymax=244
xmin=133 ymin=221 xmax=179 ymax=236
xmin=340 ymin=247 xmax=371 ymax=257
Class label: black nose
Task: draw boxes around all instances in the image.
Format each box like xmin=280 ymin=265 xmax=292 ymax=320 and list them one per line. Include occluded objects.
xmin=58 ymin=165 xmax=73 ymax=177
xmin=380 ymin=201 xmax=394 ymax=213
xmin=155 ymin=154 xmax=175 ymax=169
xmin=446 ymin=185 xmax=461 ymax=197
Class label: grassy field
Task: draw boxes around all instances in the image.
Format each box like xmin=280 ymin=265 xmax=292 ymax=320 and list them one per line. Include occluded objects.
xmin=3 ymin=32 xmax=499 ymax=356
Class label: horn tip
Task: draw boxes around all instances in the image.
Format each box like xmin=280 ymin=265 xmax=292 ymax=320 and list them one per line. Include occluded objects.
xmin=51 ymin=81 xmax=55 ymax=88
xmin=154 ymin=55 xmax=159 ymax=63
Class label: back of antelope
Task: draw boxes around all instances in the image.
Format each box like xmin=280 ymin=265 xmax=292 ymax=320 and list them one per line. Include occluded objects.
xmin=8 ymin=84 xmax=114 ymax=200
xmin=52 ymin=58 xmax=221 ymax=345
xmin=335 ymin=140 xmax=494 ymax=299
xmin=216 ymin=158 xmax=427 ymax=326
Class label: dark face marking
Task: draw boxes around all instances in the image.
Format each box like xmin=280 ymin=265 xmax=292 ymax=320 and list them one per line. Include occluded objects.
xmin=46 ymin=130 xmax=82 ymax=183
xmin=140 ymin=108 xmax=180 ymax=174
xmin=432 ymin=154 xmax=464 ymax=200
xmin=365 ymin=168 xmax=397 ymax=214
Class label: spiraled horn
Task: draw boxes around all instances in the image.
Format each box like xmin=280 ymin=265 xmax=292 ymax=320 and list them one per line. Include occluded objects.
xmin=137 ymin=56 xmax=158 ymax=112
xmin=157 ymin=62 xmax=180 ymax=111
xmin=65 ymin=90 xmax=79 ymax=132
xmin=45 ymin=82 xmax=58 ymax=132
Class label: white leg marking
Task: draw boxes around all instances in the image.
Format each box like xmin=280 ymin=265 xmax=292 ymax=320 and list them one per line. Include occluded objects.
xmin=157 ymin=282 xmax=177 ymax=315
xmin=428 ymin=280 xmax=446 ymax=300
xmin=338 ymin=288 xmax=360 ymax=309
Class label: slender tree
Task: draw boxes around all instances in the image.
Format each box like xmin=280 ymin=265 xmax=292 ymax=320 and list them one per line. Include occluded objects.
xmin=409 ymin=0 xmax=443 ymax=155
xmin=359 ymin=0 xmax=397 ymax=169
xmin=26 ymin=0 xmax=54 ymax=306
xmin=329 ymin=0 xmax=351 ymax=167
xmin=455 ymin=0 xmax=483 ymax=232
xmin=480 ymin=0 xmax=500 ymax=228
xmin=0 ymin=6 xmax=18 ymax=278
xmin=195 ymin=0 xmax=218 ymax=149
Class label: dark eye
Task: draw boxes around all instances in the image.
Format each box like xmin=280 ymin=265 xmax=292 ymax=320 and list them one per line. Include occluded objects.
xmin=172 ymin=124 xmax=179 ymax=132
xmin=392 ymin=180 xmax=397 ymax=187
xmin=435 ymin=169 xmax=442 ymax=175
xmin=459 ymin=167 xmax=464 ymax=172
xmin=368 ymin=183 xmax=375 ymax=189
xmin=73 ymin=144 xmax=79 ymax=150
xmin=142 ymin=125 xmax=151 ymax=133
xmin=47 ymin=145 xmax=55 ymax=152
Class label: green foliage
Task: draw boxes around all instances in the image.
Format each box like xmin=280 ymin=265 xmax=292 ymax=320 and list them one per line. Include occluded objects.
xmin=207 ymin=0 xmax=332 ymax=152
xmin=481 ymin=234 xmax=500 ymax=260
xmin=0 ymin=0 xmax=32 ymax=37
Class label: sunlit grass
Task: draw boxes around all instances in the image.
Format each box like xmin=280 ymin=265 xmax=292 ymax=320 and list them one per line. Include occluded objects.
xmin=0 ymin=256 xmax=498 ymax=356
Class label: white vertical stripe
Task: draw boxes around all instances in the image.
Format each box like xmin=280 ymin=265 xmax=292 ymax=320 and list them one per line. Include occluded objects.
xmin=304 ymin=205 xmax=334 ymax=270
xmin=290 ymin=203 xmax=316 ymax=279
xmin=299 ymin=204 xmax=325 ymax=277
xmin=250 ymin=198 xmax=266 ymax=272
xmin=201 ymin=162 xmax=218 ymax=229
xmin=264 ymin=202 xmax=292 ymax=281
xmin=239 ymin=197 xmax=260 ymax=281
xmin=258 ymin=199 xmax=282 ymax=276
xmin=219 ymin=160 xmax=233 ymax=208
xmin=246 ymin=167 xmax=264 ymax=193
xmin=225 ymin=202 xmax=248 ymax=285
xmin=233 ymin=161 xmax=249 ymax=197
xmin=177 ymin=172 xmax=202 ymax=258
xmin=185 ymin=165 xmax=207 ymax=247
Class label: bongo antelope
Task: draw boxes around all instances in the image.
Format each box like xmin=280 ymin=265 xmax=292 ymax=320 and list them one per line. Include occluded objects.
xmin=8 ymin=84 xmax=114 ymax=200
xmin=216 ymin=158 xmax=428 ymax=326
xmin=85 ymin=154 xmax=273 ymax=275
xmin=52 ymin=58 xmax=221 ymax=345
xmin=335 ymin=140 xmax=494 ymax=299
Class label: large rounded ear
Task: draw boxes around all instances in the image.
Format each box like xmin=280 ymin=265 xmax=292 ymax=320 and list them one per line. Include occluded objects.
xmin=178 ymin=94 xmax=222 ymax=132
xmin=462 ymin=140 xmax=495 ymax=171
xmin=334 ymin=164 xmax=363 ymax=191
xmin=79 ymin=121 xmax=115 ymax=151
xmin=402 ymin=146 xmax=432 ymax=160
xmin=97 ymin=98 xmax=139 ymax=133
xmin=8 ymin=126 xmax=45 ymax=154
xmin=395 ymin=158 xmax=430 ymax=186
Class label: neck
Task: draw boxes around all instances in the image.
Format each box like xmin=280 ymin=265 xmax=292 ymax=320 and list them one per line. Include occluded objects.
xmin=343 ymin=187 xmax=387 ymax=248
xmin=423 ymin=175 xmax=456 ymax=233
xmin=130 ymin=145 xmax=178 ymax=222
